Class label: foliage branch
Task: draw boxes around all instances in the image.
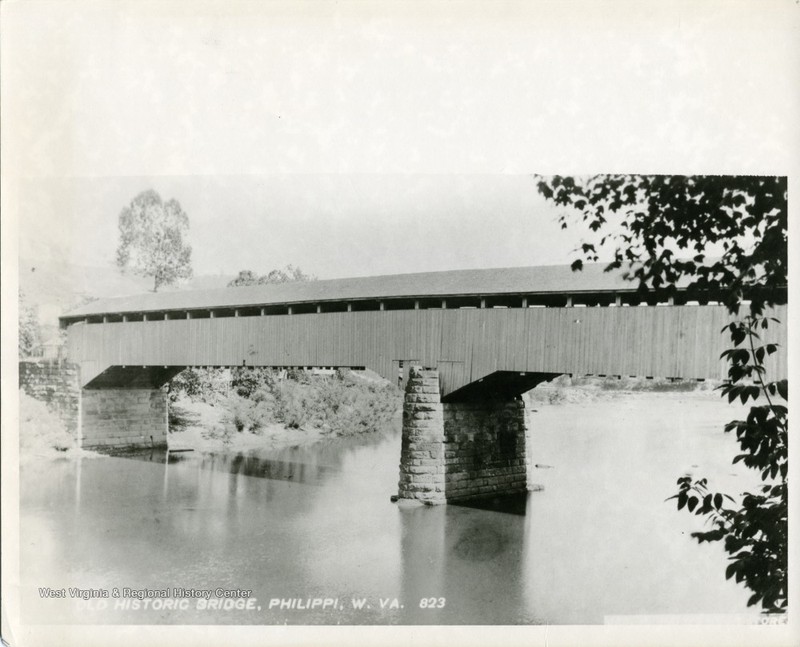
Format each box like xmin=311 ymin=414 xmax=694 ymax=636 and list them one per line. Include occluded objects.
xmin=227 ymin=265 xmax=316 ymax=287
xmin=535 ymin=174 xmax=788 ymax=613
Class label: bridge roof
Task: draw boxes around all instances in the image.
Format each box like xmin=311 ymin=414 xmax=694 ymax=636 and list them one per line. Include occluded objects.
xmin=62 ymin=262 xmax=651 ymax=319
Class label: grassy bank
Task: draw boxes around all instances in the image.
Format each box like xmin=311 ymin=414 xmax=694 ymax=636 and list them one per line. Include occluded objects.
xmin=168 ymin=369 xmax=402 ymax=452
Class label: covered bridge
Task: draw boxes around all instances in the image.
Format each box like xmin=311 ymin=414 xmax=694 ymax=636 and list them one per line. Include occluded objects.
xmin=58 ymin=263 xmax=787 ymax=503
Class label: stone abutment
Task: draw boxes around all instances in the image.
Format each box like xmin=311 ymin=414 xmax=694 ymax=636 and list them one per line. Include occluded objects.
xmin=19 ymin=360 xmax=169 ymax=450
xmin=81 ymin=388 xmax=168 ymax=449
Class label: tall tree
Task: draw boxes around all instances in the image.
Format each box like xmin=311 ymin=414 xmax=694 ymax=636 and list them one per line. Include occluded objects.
xmin=116 ymin=190 xmax=193 ymax=292
xmin=535 ymin=174 xmax=788 ymax=613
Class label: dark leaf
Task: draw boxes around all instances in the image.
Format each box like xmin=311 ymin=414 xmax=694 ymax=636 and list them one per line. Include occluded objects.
xmin=725 ymin=563 xmax=737 ymax=580
xmin=747 ymin=593 xmax=762 ymax=607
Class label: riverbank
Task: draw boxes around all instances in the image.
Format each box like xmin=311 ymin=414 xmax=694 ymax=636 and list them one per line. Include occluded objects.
xmin=525 ymin=374 xmax=719 ymax=405
xmin=18 ymin=390 xmax=99 ymax=463
xmin=166 ymin=374 xmax=719 ymax=454
xmin=18 ymin=373 xmax=721 ymax=459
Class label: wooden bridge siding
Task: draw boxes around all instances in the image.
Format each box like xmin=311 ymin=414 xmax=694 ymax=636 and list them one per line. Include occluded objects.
xmin=67 ymin=305 xmax=787 ymax=392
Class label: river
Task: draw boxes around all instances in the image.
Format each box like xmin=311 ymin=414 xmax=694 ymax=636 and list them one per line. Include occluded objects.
xmin=19 ymin=391 xmax=760 ymax=625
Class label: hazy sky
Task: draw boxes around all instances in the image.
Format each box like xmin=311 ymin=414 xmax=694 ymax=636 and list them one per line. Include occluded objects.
xmin=19 ymin=174 xmax=584 ymax=279
xmin=4 ymin=1 xmax=798 ymax=283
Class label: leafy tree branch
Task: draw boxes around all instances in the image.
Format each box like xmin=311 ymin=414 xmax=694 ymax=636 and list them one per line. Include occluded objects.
xmin=535 ymin=174 xmax=788 ymax=613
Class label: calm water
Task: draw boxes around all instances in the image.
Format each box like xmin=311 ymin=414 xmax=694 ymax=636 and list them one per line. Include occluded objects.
xmin=20 ymin=393 xmax=759 ymax=625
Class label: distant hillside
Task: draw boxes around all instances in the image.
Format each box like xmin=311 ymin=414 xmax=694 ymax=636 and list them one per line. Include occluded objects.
xmin=19 ymin=258 xmax=235 ymax=333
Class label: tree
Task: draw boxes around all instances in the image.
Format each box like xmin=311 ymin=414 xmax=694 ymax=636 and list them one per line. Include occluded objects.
xmin=116 ymin=190 xmax=193 ymax=292
xmin=227 ymin=264 xmax=315 ymax=394
xmin=535 ymin=174 xmax=788 ymax=613
xmin=227 ymin=264 xmax=315 ymax=287
xmin=227 ymin=269 xmax=260 ymax=287
xmin=18 ymin=290 xmax=41 ymax=357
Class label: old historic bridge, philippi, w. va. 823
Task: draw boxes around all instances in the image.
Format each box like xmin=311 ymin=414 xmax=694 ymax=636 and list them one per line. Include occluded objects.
xmin=56 ymin=263 xmax=787 ymax=505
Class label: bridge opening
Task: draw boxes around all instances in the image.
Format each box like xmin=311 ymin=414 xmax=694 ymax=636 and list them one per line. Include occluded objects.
xmin=350 ymin=300 xmax=381 ymax=312
xmin=416 ymin=297 xmax=446 ymax=309
xmin=572 ymin=293 xmax=617 ymax=307
xmin=214 ymin=307 xmax=237 ymax=318
xmin=483 ymin=295 xmax=523 ymax=308
xmin=261 ymin=305 xmax=289 ymax=316
xmin=320 ymin=302 xmax=349 ymax=313
xmin=522 ymin=293 xmax=570 ymax=308
xmin=384 ymin=298 xmax=418 ymax=311
xmin=290 ymin=303 xmax=319 ymax=315
xmin=445 ymin=296 xmax=481 ymax=309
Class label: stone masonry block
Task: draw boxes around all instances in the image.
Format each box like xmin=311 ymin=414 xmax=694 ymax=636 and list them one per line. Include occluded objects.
xmin=405 ymin=393 xmax=441 ymax=404
xmin=407 ymin=384 xmax=440 ymax=395
xmin=408 ymin=402 xmax=440 ymax=413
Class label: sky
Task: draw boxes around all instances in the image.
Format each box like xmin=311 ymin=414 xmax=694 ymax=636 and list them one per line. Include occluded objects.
xmin=4 ymin=1 xmax=799 ymax=286
xmin=18 ymin=174 xmax=586 ymax=280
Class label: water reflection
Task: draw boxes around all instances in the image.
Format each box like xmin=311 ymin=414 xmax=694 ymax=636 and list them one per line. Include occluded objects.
xmin=451 ymin=492 xmax=529 ymax=516
xmin=114 ymin=433 xmax=393 ymax=489
xmin=21 ymin=394 xmax=760 ymax=625
xmin=398 ymin=498 xmax=533 ymax=624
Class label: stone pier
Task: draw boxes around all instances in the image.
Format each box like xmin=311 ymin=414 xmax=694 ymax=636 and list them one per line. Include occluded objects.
xmin=398 ymin=366 xmax=532 ymax=504
xmin=398 ymin=367 xmax=447 ymax=503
